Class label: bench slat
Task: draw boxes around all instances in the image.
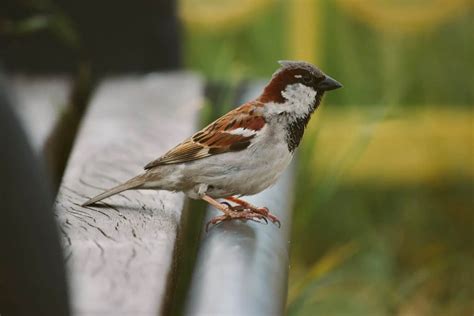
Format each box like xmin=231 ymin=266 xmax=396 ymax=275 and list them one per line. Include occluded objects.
xmin=55 ymin=73 xmax=203 ymax=315
xmin=184 ymin=83 xmax=294 ymax=316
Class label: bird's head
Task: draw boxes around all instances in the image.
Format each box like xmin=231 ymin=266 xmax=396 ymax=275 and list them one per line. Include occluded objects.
xmin=258 ymin=60 xmax=342 ymax=118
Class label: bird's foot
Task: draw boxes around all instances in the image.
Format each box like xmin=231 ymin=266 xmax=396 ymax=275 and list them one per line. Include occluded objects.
xmin=220 ymin=201 xmax=246 ymax=212
xmin=223 ymin=197 xmax=281 ymax=228
xmin=205 ymin=208 xmax=268 ymax=232
xmin=250 ymin=206 xmax=281 ymax=228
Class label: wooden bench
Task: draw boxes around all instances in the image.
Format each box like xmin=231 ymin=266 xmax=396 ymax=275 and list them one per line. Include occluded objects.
xmin=54 ymin=73 xmax=202 ymax=315
xmin=7 ymin=74 xmax=294 ymax=315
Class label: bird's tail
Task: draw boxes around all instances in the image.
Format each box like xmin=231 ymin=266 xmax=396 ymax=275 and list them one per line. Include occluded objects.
xmin=81 ymin=174 xmax=146 ymax=207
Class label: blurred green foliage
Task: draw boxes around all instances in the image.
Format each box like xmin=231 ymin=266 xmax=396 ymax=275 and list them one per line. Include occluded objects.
xmin=183 ymin=1 xmax=474 ymax=107
xmin=321 ymin=1 xmax=474 ymax=107
xmin=183 ymin=1 xmax=285 ymax=82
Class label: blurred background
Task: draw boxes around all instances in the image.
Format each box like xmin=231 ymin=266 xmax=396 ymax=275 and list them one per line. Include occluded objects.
xmin=1 ymin=0 xmax=473 ymax=315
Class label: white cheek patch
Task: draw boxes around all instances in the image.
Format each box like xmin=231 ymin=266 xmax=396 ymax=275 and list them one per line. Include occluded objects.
xmin=227 ymin=127 xmax=257 ymax=137
xmin=264 ymin=83 xmax=317 ymax=118
xmin=281 ymin=83 xmax=317 ymax=105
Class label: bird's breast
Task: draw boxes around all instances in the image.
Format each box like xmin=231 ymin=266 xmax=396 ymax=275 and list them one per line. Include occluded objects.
xmin=184 ymin=122 xmax=293 ymax=198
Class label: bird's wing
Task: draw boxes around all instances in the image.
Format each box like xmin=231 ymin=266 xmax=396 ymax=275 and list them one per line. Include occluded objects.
xmin=144 ymin=101 xmax=266 ymax=169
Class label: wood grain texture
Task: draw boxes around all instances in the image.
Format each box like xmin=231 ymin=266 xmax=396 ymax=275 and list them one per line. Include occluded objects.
xmin=8 ymin=75 xmax=72 ymax=151
xmin=184 ymin=83 xmax=294 ymax=316
xmin=55 ymin=73 xmax=203 ymax=315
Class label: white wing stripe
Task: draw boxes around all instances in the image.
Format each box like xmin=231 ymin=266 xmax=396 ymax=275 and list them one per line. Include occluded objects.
xmin=226 ymin=127 xmax=257 ymax=137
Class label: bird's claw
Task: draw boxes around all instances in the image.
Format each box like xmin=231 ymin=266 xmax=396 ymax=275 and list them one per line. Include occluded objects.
xmin=253 ymin=207 xmax=281 ymax=228
xmin=220 ymin=201 xmax=232 ymax=208
xmin=220 ymin=201 xmax=247 ymax=212
xmin=205 ymin=209 xmax=269 ymax=232
xmin=206 ymin=200 xmax=281 ymax=232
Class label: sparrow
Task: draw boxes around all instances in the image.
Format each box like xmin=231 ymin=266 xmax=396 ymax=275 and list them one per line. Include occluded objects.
xmin=82 ymin=60 xmax=342 ymax=230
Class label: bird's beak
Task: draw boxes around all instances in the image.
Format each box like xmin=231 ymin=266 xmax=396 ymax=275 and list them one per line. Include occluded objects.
xmin=318 ymin=75 xmax=343 ymax=91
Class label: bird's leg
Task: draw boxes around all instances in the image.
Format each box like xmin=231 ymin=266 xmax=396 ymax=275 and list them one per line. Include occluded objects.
xmin=219 ymin=201 xmax=247 ymax=212
xmin=224 ymin=196 xmax=281 ymax=227
xmin=201 ymin=195 xmax=268 ymax=231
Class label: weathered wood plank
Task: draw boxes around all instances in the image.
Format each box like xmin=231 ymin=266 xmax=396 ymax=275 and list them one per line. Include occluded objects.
xmin=55 ymin=73 xmax=203 ymax=315
xmin=184 ymin=83 xmax=295 ymax=316
xmin=8 ymin=75 xmax=72 ymax=152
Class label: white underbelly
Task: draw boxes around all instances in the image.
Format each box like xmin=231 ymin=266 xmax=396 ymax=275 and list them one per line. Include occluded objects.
xmin=182 ymin=135 xmax=293 ymax=198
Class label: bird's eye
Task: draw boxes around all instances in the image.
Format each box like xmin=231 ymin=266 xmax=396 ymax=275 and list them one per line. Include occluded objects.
xmin=302 ymin=75 xmax=313 ymax=84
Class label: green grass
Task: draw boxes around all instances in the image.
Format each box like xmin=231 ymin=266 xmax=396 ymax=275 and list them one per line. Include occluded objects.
xmin=287 ymin=105 xmax=473 ymax=315
xmin=289 ymin=177 xmax=473 ymax=315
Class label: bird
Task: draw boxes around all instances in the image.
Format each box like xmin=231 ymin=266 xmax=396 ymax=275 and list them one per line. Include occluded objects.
xmin=82 ymin=60 xmax=342 ymax=231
